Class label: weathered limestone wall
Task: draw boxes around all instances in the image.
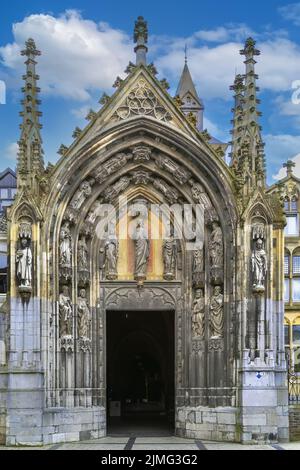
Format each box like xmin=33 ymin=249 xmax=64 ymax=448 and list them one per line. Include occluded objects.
xmin=176 ymin=406 xmax=238 ymax=442
xmin=5 ymin=406 xmax=105 ymax=446
xmin=289 ymin=406 xmax=300 ymax=441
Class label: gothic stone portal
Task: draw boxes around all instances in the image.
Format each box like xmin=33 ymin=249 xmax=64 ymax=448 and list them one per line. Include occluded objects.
xmin=1 ymin=29 xmax=289 ymax=445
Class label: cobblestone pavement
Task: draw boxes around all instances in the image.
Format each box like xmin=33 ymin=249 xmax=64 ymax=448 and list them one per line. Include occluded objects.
xmin=0 ymin=436 xmax=300 ymax=450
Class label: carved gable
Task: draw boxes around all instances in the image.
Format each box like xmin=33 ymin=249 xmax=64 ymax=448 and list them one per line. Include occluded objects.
xmin=110 ymin=77 xmax=172 ymax=123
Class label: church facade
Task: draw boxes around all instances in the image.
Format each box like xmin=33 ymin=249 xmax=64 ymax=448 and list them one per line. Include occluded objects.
xmin=0 ymin=17 xmax=289 ymax=445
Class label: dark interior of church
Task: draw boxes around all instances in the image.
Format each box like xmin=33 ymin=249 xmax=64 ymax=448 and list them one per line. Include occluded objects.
xmin=106 ymin=310 xmax=175 ymax=435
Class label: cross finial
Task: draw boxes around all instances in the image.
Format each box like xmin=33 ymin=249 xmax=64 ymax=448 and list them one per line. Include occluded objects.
xmin=185 ymin=44 xmax=188 ymax=64
xmin=283 ymin=160 xmax=296 ymax=177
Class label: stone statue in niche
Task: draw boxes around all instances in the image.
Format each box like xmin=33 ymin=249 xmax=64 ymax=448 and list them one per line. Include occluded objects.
xmin=134 ymin=218 xmax=150 ymax=282
xmin=16 ymin=223 xmax=32 ymax=289
xmin=209 ymin=221 xmax=223 ymax=285
xmin=59 ymin=222 xmax=72 ymax=268
xmin=78 ymin=236 xmax=90 ymax=286
xmin=193 ymin=248 xmax=204 ymax=273
xmin=209 ymin=285 xmax=224 ymax=338
xmin=70 ymin=181 xmax=92 ymax=210
xmin=209 ymin=221 xmax=223 ymax=267
xmin=77 ymin=289 xmax=91 ymax=339
xmin=251 ymin=238 xmax=267 ymax=292
xmin=78 ymin=236 xmax=88 ymax=271
xmin=192 ymin=289 xmax=205 ymax=339
xmin=59 ymin=285 xmax=73 ymax=337
xmin=163 ymin=236 xmax=177 ymax=280
xmin=105 ymin=236 xmax=119 ymax=280
xmin=193 ymin=247 xmax=205 ymax=288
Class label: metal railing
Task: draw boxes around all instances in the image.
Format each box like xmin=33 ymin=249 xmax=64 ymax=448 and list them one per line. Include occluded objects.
xmin=288 ymin=371 xmax=300 ymax=404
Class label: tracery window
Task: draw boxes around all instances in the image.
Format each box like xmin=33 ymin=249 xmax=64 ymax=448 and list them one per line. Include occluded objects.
xmin=284 ymin=250 xmax=291 ymax=303
xmin=284 ymin=195 xmax=299 ymax=236
xmin=292 ymin=249 xmax=300 ymax=302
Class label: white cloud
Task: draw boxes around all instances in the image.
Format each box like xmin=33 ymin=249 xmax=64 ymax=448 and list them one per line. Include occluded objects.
xmin=71 ymin=104 xmax=92 ymax=119
xmin=194 ymin=24 xmax=255 ymax=43
xmin=273 ymin=153 xmax=300 ymax=180
xmin=264 ymin=134 xmax=300 ymax=180
xmin=5 ymin=142 xmax=18 ymax=162
xmin=279 ymin=2 xmax=300 ymax=26
xmin=157 ymin=36 xmax=300 ymax=101
xmin=0 ymin=10 xmax=132 ymax=101
xmin=1 ymin=12 xmax=300 ymax=105
xmin=203 ymin=117 xmax=227 ymax=142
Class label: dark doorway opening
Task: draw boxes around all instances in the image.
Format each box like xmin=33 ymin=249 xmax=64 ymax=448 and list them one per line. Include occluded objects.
xmin=106 ymin=310 xmax=175 ymax=436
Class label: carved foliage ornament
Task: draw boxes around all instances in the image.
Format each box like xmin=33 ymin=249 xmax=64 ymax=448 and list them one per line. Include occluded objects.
xmin=111 ymin=78 xmax=172 ymax=123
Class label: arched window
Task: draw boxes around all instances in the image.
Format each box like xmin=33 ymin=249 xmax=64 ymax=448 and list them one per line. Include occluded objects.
xmin=284 ymin=197 xmax=290 ymax=212
xmin=0 ymin=245 xmax=7 ymax=294
xmin=291 ymin=196 xmax=298 ymax=212
xmin=284 ymin=250 xmax=291 ymax=302
xmin=292 ymin=248 xmax=300 ymax=302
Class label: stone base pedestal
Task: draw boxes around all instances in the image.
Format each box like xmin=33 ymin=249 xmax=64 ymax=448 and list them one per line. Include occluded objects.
xmin=176 ymin=406 xmax=238 ymax=442
xmin=238 ymin=366 xmax=289 ymax=444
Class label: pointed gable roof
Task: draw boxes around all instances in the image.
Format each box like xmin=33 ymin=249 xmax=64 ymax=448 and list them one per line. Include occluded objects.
xmin=59 ymin=64 xmax=215 ymax=162
xmin=176 ymin=63 xmax=203 ymax=107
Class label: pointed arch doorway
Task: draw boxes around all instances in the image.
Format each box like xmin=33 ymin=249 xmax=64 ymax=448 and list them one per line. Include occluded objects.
xmin=106 ymin=309 xmax=175 ymax=436
xmin=102 ymin=284 xmax=180 ymax=436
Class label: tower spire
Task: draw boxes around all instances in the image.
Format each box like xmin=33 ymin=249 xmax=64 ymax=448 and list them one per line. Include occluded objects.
xmin=229 ymin=74 xmax=245 ymax=168
xmin=18 ymin=38 xmax=44 ymax=189
xmin=176 ymin=58 xmax=204 ymax=131
xmin=134 ymin=16 xmax=148 ymax=66
xmin=233 ymin=37 xmax=265 ymax=191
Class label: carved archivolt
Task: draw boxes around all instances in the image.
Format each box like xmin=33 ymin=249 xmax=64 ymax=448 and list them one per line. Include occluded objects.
xmin=94 ymin=153 xmax=131 ymax=183
xmin=155 ymin=154 xmax=191 ymax=184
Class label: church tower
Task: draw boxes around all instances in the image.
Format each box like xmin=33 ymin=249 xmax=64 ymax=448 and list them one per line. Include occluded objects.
xmin=176 ymin=53 xmax=204 ymax=131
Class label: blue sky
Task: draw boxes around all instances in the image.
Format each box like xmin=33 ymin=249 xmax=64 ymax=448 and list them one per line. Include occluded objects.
xmin=1 ymin=0 xmax=300 ymax=183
